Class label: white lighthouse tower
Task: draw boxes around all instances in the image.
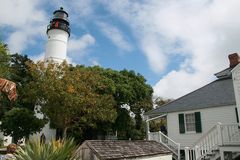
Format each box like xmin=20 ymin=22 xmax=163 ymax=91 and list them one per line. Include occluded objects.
xmin=45 ymin=7 xmax=70 ymax=63
xmin=29 ymin=8 xmax=71 ymax=143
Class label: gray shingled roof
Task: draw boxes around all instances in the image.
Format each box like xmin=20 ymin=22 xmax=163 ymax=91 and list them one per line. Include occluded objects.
xmin=82 ymin=140 xmax=172 ymax=160
xmin=214 ymin=67 xmax=232 ymax=79
xmin=145 ymin=77 xmax=235 ymax=116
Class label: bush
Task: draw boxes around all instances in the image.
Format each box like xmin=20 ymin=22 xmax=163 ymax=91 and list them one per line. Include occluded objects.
xmin=15 ymin=139 xmax=79 ymax=160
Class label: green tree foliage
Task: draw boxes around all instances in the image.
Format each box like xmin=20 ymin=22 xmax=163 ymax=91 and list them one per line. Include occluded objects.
xmin=0 ymin=108 xmax=46 ymax=142
xmin=114 ymin=108 xmax=146 ymax=140
xmin=0 ymin=53 xmax=36 ymax=118
xmin=0 ymin=42 xmax=10 ymax=78
xmin=149 ymin=97 xmax=172 ymax=132
xmin=0 ymin=43 xmax=11 ymax=118
xmin=27 ymin=62 xmax=153 ymax=141
xmin=15 ymin=139 xmax=79 ymax=160
xmin=0 ymin=45 xmax=46 ymax=142
xmin=91 ymin=67 xmax=153 ymax=112
xmin=88 ymin=67 xmax=153 ymax=140
xmin=9 ymin=54 xmax=35 ymax=110
xmin=114 ymin=108 xmax=134 ymax=139
xmin=28 ymin=62 xmax=117 ymax=138
xmin=154 ymin=97 xmax=172 ymax=107
xmin=149 ymin=119 xmax=167 ymax=132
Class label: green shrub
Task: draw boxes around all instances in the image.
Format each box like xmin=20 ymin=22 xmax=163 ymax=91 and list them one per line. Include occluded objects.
xmin=15 ymin=139 xmax=79 ymax=160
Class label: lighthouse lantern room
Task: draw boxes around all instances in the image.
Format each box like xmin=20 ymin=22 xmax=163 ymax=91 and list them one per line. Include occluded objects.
xmin=45 ymin=7 xmax=70 ymax=63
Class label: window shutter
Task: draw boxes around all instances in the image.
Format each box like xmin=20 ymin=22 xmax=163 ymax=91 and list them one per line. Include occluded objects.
xmin=178 ymin=114 xmax=185 ymax=134
xmin=235 ymin=108 xmax=239 ymax=123
xmin=195 ymin=112 xmax=202 ymax=133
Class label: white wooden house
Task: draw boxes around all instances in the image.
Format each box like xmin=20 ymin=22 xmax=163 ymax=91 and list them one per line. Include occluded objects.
xmin=145 ymin=53 xmax=240 ymax=160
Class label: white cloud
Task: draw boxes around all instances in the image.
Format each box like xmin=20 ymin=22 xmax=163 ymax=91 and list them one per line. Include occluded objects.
xmin=140 ymin=35 xmax=167 ymax=73
xmin=66 ymin=57 xmax=76 ymax=66
xmin=101 ymin=0 xmax=240 ymax=98
xmin=0 ymin=0 xmax=47 ymax=53
xmin=68 ymin=34 xmax=95 ymax=55
xmin=0 ymin=0 xmax=46 ymax=27
xmin=29 ymin=52 xmax=45 ymax=63
xmin=89 ymin=58 xmax=100 ymax=66
xmin=153 ymin=70 xmax=213 ymax=99
xmin=7 ymin=26 xmax=45 ymax=53
xmin=97 ymin=22 xmax=133 ymax=52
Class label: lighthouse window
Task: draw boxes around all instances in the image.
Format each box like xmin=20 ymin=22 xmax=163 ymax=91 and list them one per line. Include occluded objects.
xmin=54 ymin=12 xmax=67 ymax=19
xmin=55 ymin=21 xmax=59 ymax=27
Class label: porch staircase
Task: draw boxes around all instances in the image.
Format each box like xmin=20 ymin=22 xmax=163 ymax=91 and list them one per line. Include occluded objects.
xmin=185 ymin=123 xmax=240 ymax=160
xmin=148 ymin=131 xmax=181 ymax=160
xmin=148 ymin=123 xmax=240 ymax=160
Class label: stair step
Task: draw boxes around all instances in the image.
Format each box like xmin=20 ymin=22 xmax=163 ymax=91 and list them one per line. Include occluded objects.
xmin=212 ymin=149 xmax=219 ymax=153
xmin=206 ymin=152 xmax=215 ymax=156
xmin=233 ymin=152 xmax=240 ymax=159
xmin=203 ymin=155 xmax=211 ymax=160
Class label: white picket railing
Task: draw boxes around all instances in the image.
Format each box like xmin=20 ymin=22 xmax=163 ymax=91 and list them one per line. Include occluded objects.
xmin=185 ymin=123 xmax=240 ymax=160
xmin=221 ymin=123 xmax=240 ymax=145
xmin=148 ymin=131 xmax=180 ymax=160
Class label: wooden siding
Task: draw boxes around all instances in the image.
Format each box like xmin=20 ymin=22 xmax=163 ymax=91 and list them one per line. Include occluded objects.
xmin=232 ymin=64 xmax=240 ymax=123
xmin=77 ymin=143 xmax=99 ymax=160
xmin=167 ymin=105 xmax=237 ymax=148
xmin=134 ymin=154 xmax=172 ymax=160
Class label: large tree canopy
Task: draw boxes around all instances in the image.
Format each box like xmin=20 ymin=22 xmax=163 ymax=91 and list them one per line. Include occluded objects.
xmin=27 ymin=62 xmax=153 ymax=140
xmin=87 ymin=66 xmax=153 ymax=140
xmin=88 ymin=66 xmax=153 ymax=113
xmin=0 ymin=43 xmax=47 ymax=142
xmin=28 ymin=62 xmax=117 ymax=137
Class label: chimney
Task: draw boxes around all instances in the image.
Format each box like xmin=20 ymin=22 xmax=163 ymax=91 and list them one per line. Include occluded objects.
xmin=228 ymin=53 xmax=240 ymax=68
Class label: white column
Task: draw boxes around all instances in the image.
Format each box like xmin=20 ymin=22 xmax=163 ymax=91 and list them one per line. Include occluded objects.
xmin=184 ymin=147 xmax=190 ymax=160
xmin=195 ymin=146 xmax=200 ymax=160
xmin=145 ymin=116 xmax=150 ymax=140
xmin=217 ymin=122 xmax=223 ymax=146
xmin=159 ymin=131 xmax=162 ymax=143
xmin=219 ymin=148 xmax=224 ymax=160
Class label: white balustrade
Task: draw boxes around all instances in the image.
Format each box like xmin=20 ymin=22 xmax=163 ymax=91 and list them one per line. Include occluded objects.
xmin=148 ymin=131 xmax=180 ymax=160
xmin=185 ymin=123 xmax=240 ymax=160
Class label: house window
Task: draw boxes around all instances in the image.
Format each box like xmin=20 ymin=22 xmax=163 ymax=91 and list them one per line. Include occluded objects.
xmin=185 ymin=113 xmax=196 ymax=132
xmin=178 ymin=112 xmax=202 ymax=134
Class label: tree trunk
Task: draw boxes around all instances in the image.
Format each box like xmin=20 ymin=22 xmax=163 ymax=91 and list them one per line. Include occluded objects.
xmin=63 ymin=127 xmax=68 ymax=138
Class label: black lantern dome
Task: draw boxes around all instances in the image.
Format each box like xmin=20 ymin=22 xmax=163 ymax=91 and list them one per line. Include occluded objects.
xmin=47 ymin=7 xmax=70 ymax=36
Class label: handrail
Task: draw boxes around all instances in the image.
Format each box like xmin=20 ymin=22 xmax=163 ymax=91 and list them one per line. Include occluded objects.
xmin=148 ymin=131 xmax=180 ymax=160
xmin=192 ymin=124 xmax=217 ymax=147
xmin=186 ymin=123 xmax=240 ymax=160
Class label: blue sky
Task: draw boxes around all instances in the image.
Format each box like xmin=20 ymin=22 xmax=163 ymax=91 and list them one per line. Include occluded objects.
xmin=1 ymin=0 xmax=240 ymax=99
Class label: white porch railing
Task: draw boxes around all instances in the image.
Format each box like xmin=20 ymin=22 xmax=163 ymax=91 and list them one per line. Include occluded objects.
xmin=148 ymin=131 xmax=180 ymax=160
xmin=221 ymin=123 xmax=240 ymax=145
xmin=185 ymin=123 xmax=240 ymax=160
